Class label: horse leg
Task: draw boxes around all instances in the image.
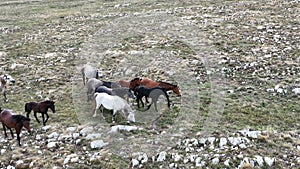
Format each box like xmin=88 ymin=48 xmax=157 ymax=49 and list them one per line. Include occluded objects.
xmin=2 ymin=122 xmax=8 ymax=137
xmin=9 ymin=127 xmax=14 ymax=138
xmin=3 ymin=91 xmax=8 ymax=102
xmin=26 ymin=110 xmax=31 ymax=119
xmin=43 ymin=112 xmax=49 ymax=126
xmin=34 ymin=112 xmax=41 ymax=123
xmin=112 ymin=110 xmax=116 ymax=123
xmin=15 ymin=128 xmax=21 ymax=146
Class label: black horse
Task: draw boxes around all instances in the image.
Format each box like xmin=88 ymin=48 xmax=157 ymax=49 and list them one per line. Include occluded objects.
xmin=134 ymin=86 xmax=171 ymax=111
xmin=25 ymin=100 xmax=56 ymax=126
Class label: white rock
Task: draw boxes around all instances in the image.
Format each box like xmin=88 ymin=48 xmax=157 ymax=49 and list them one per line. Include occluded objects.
xmin=16 ymin=160 xmax=24 ymax=165
xmin=44 ymin=53 xmax=57 ymax=58
xmin=219 ymin=137 xmax=227 ymax=148
xmin=109 ymin=125 xmax=141 ymax=133
xmin=138 ymin=153 xmax=148 ymax=164
xmin=224 ymin=159 xmax=230 ymax=166
xmin=156 ymin=151 xmax=167 ymax=162
xmin=66 ymin=127 xmax=77 ymax=132
xmin=173 ymin=153 xmax=181 ymax=162
xmin=255 ymin=155 xmax=264 ymax=166
xmin=239 ymin=130 xmax=261 ymax=139
xmin=239 ymin=143 xmax=247 ymax=149
xmin=7 ymin=165 xmax=15 ymax=169
xmin=264 ymin=157 xmax=275 ymax=166
xmin=73 ymin=133 xmax=80 ymax=139
xmin=47 ymin=142 xmax=57 ymax=148
xmin=0 ymin=149 xmax=6 ymax=155
xmin=131 ymin=159 xmax=139 ymax=168
xmin=90 ymin=140 xmax=108 ymax=149
xmin=228 ymin=137 xmax=241 ymax=146
xmin=195 ymin=157 xmax=202 ymax=167
xmin=207 ymin=137 xmax=216 ymax=145
xmin=42 ymin=125 xmax=51 ymax=132
xmin=80 ymin=126 xmax=94 ymax=136
xmin=86 ymin=133 xmax=102 ymax=140
xmin=212 ymin=157 xmax=219 ymax=164
xmin=292 ymin=88 xmax=300 ymax=94
xmin=48 ymin=132 xmax=59 ymax=139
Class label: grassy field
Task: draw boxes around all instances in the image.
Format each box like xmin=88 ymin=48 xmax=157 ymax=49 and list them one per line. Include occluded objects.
xmin=0 ymin=0 xmax=299 ymax=168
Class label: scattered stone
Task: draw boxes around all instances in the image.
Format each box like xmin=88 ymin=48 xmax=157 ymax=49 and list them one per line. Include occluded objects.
xmin=90 ymin=140 xmax=108 ymax=149
xmin=47 ymin=142 xmax=58 ymax=149
xmin=131 ymin=159 xmax=139 ymax=168
xmin=264 ymin=157 xmax=275 ymax=166
xmin=42 ymin=125 xmax=51 ymax=132
xmin=156 ymin=151 xmax=167 ymax=162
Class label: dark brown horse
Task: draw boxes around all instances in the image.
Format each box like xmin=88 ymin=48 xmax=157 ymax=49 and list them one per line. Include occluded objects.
xmin=0 ymin=109 xmax=31 ymax=146
xmin=129 ymin=77 xmax=181 ymax=96
xmin=25 ymin=100 xmax=56 ymax=126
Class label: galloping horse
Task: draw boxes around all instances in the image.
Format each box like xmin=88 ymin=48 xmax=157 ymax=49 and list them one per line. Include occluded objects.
xmin=134 ymin=86 xmax=171 ymax=112
xmin=25 ymin=100 xmax=56 ymax=126
xmin=0 ymin=74 xmax=16 ymax=102
xmin=129 ymin=77 xmax=181 ymax=96
xmin=93 ymin=93 xmax=135 ymax=123
xmin=0 ymin=109 xmax=31 ymax=146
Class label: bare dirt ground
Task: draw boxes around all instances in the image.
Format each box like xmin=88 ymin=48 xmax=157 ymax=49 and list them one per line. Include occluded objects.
xmin=0 ymin=0 xmax=299 ymax=168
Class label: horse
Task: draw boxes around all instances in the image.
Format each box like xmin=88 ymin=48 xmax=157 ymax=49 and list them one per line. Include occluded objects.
xmin=0 ymin=109 xmax=31 ymax=146
xmin=25 ymin=100 xmax=56 ymax=126
xmin=86 ymin=78 xmax=121 ymax=101
xmin=129 ymin=77 xmax=181 ymax=96
xmin=134 ymin=86 xmax=171 ymax=112
xmin=0 ymin=74 xmax=16 ymax=102
xmin=95 ymin=86 xmax=135 ymax=100
xmin=93 ymin=92 xmax=135 ymax=123
xmin=118 ymin=80 xmax=130 ymax=88
xmin=81 ymin=64 xmax=103 ymax=85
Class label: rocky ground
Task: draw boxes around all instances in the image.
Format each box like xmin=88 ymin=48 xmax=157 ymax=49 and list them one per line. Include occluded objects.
xmin=0 ymin=0 xmax=299 ymax=168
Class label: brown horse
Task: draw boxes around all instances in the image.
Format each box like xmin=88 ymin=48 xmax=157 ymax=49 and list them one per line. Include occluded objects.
xmin=118 ymin=80 xmax=130 ymax=88
xmin=0 ymin=109 xmax=31 ymax=146
xmin=129 ymin=77 xmax=181 ymax=96
xmin=25 ymin=100 xmax=56 ymax=126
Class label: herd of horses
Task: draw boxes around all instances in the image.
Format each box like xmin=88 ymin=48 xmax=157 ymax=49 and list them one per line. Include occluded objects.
xmin=87 ymin=76 xmax=180 ymax=123
xmin=0 ymin=65 xmax=180 ymax=146
xmin=0 ymin=74 xmax=56 ymax=146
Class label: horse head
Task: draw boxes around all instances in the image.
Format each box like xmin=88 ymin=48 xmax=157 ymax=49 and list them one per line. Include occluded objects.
xmin=22 ymin=116 xmax=31 ymax=133
xmin=126 ymin=110 xmax=135 ymax=123
xmin=1 ymin=74 xmax=15 ymax=84
xmin=129 ymin=77 xmax=142 ymax=90
xmin=173 ymin=85 xmax=181 ymax=96
xmin=45 ymin=100 xmax=56 ymax=113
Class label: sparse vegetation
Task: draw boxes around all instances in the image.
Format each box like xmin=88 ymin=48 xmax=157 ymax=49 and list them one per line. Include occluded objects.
xmin=0 ymin=0 xmax=299 ymax=168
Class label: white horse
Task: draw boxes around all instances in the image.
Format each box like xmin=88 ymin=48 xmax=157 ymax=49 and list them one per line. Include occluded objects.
xmin=81 ymin=64 xmax=103 ymax=85
xmin=0 ymin=74 xmax=15 ymax=102
xmin=93 ymin=92 xmax=135 ymax=123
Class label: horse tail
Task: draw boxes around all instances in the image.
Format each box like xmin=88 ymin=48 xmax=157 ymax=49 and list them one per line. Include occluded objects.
xmin=24 ymin=103 xmax=31 ymax=113
xmin=162 ymin=89 xmax=171 ymax=108
xmin=81 ymin=67 xmax=86 ymax=85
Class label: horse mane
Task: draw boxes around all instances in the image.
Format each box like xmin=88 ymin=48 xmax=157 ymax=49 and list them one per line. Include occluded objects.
xmin=157 ymin=81 xmax=177 ymax=87
xmin=0 ymin=77 xmax=7 ymax=85
xmin=43 ymin=100 xmax=54 ymax=104
xmin=130 ymin=77 xmax=141 ymax=82
xmin=12 ymin=115 xmax=30 ymax=122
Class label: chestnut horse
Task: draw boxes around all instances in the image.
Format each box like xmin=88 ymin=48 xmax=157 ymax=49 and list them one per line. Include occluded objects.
xmin=129 ymin=77 xmax=181 ymax=96
xmin=25 ymin=100 xmax=56 ymax=126
xmin=0 ymin=108 xmax=31 ymax=146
